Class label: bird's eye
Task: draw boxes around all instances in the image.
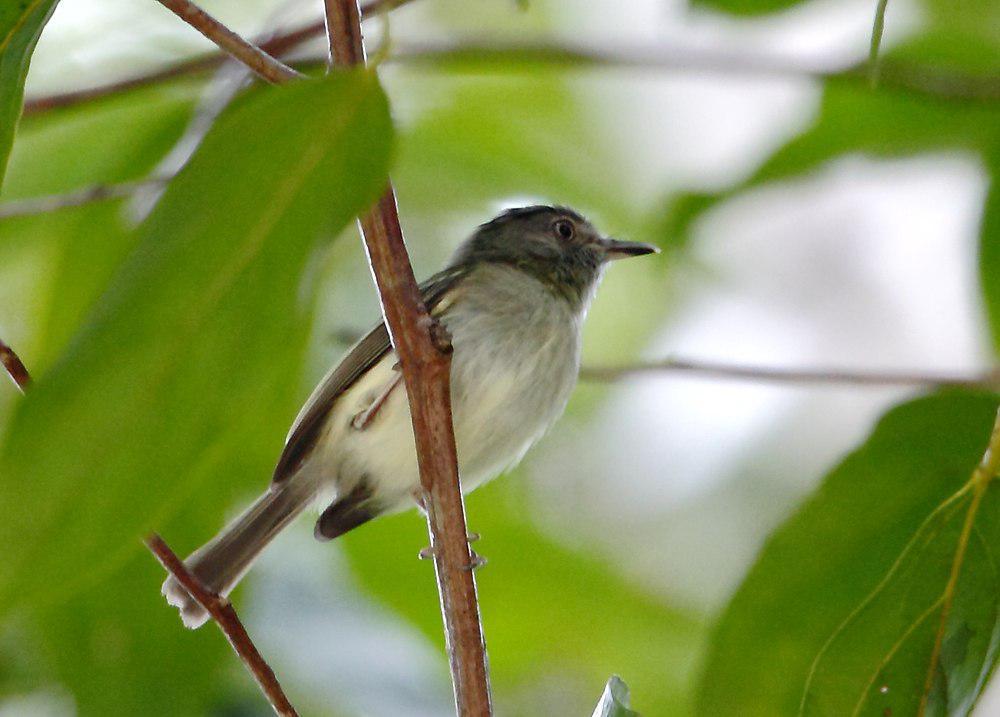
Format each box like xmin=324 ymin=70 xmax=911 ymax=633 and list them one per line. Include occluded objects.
xmin=553 ymin=219 xmax=575 ymax=241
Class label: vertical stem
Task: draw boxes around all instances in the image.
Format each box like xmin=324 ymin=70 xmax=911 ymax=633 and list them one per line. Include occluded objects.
xmin=321 ymin=2 xmax=492 ymax=714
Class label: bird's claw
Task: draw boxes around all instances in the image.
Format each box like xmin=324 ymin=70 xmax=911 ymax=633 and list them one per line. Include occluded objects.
xmin=462 ymin=550 xmax=487 ymax=571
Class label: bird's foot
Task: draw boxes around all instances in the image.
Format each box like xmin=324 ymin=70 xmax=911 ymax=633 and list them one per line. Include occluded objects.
xmin=417 ymin=535 xmax=486 ymax=570
xmin=412 ymin=487 xmax=431 ymax=513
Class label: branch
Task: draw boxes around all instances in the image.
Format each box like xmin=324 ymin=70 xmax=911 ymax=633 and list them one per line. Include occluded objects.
xmin=153 ymin=0 xmax=302 ymax=84
xmin=580 ymin=359 xmax=1000 ymax=390
xmin=322 ymin=1 xmax=492 ymax=715
xmin=0 ymin=179 xmax=166 ymax=220
xmin=0 ymin=338 xmax=30 ymax=392
xmin=144 ymin=534 xmax=299 ymax=717
xmin=23 ymin=33 xmax=1000 ymax=116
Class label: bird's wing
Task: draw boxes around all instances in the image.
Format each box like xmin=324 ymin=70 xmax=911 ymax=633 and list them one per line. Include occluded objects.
xmin=271 ymin=265 xmax=469 ymax=484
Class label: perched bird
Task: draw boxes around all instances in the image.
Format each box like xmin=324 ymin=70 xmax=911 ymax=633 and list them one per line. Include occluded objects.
xmin=163 ymin=205 xmax=657 ymax=628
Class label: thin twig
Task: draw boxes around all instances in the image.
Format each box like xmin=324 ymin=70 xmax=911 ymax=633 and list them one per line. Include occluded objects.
xmin=918 ymin=408 xmax=1000 ymax=715
xmin=23 ymin=33 xmax=1000 ymax=116
xmin=869 ymin=0 xmax=890 ymax=87
xmin=153 ymin=0 xmax=303 ymax=84
xmin=0 ymin=179 xmax=167 ymax=220
xmin=580 ymin=359 xmax=1000 ymax=390
xmin=0 ymin=339 xmax=30 ymax=392
xmin=144 ymin=534 xmax=299 ymax=717
xmin=322 ymin=1 xmax=492 ymax=715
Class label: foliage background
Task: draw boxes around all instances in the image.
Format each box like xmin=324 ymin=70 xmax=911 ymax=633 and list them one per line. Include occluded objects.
xmin=0 ymin=0 xmax=998 ymax=715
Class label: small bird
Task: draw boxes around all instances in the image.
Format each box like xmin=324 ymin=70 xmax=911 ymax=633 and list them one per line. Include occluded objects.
xmin=163 ymin=205 xmax=657 ymax=627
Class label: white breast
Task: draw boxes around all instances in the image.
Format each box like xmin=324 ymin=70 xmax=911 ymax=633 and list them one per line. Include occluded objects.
xmin=308 ymin=264 xmax=583 ymax=515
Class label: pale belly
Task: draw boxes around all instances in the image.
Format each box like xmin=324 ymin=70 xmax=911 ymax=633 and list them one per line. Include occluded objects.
xmin=306 ymin=271 xmax=582 ymax=516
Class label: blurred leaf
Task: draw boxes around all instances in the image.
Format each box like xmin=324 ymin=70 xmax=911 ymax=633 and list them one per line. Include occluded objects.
xmin=697 ymin=392 xmax=1000 ymax=716
xmin=663 ymin=24 xmax=1000 ymax=358
xmin=0 ymin=69 xmax=393 ymax=619
xmin=0 ymin=0 xmax=59 ymax=186
xmin=342 ymin=475 xmax=705 ymax=716
xmin=395 ymin=70 xmax=641 ymax=241
xmin=688 ymin=0 xmax=805 ymax=15
xmin=591 ymin=675 xmax=640 ymax=717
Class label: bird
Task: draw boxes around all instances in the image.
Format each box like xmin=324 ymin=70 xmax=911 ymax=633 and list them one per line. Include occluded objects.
xmin=162 ymin=205 xmax=657 ymax=628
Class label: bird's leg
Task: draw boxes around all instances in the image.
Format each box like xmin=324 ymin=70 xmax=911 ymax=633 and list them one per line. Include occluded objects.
xmin=351 ymin=368 xmax=402 ymax=431
xmin=412 ymin=486 xmax=431 ymax=514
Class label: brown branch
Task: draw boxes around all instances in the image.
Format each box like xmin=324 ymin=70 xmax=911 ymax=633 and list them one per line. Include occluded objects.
xmin=153 ymin=0 xmax=303 ymax=84
xmin=144 ymin=534 xmax=299 ymax=717
xmin=580 ymin=359 xmax=1000 ymax=390
xmin=322 ymin=1 xmax=491 ymax=715
xmin=0 ymin=339 xmax=31 ymax=392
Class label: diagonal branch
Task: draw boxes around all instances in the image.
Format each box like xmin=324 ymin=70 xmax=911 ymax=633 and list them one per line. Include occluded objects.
xmin=0 ymin=338 xmax=30 ymax=392
xmin=322 ymin=1 xmax=492 ymax=715
xmin=153 ymin=0 xmax=303 ymax=84
xmin=145 ymin=534 xmax=299 ymax=717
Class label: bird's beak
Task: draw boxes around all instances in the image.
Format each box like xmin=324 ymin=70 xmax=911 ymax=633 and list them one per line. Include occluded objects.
xmin=601 ymin=237 xmax=660 ymax=261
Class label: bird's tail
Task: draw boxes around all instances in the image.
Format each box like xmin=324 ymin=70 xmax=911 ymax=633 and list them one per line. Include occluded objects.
xmin=162 ymin=478 xmax=314 ymax=629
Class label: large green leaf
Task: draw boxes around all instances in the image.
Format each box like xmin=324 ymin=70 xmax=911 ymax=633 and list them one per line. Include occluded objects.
xmin=0 ymin=81 xmax=216 ymax=712
xmin=0 ymin=70 xmax=393 ymax=617
xmin=697 ymin=392 xmax=1000 ymax=716
xmin=341 ymin=475 xmax=705 ymax=716
xmin=0 ymin=0 xmax=59 ymax=186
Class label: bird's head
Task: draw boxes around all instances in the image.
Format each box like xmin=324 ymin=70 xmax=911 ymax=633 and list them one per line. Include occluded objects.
xmin=452 ymin=205 xmax=658 ymax=307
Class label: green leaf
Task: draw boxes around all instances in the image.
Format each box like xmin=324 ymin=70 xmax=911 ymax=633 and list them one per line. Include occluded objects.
xmin=697 ymin=392 xmax=1000 ymax=716
xmin=0 ymin=70 xmax=393 ymax=616
xmin=592 ymin=675 xmax=640 ymax=717
xmin=0 ymin=0 xmax=59 ymax=187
